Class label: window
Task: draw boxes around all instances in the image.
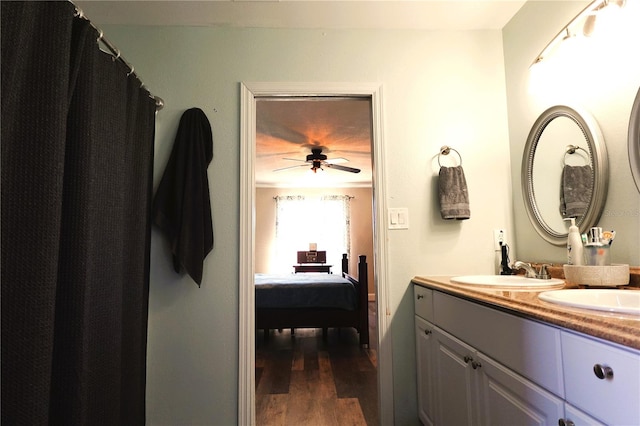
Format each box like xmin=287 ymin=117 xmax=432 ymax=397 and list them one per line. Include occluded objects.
xmin=274 ymin=195 xmax=351 ymax=273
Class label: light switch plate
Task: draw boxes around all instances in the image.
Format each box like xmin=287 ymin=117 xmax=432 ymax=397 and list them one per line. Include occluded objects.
xmin=388 ymin=208 xmax=409 ymax=229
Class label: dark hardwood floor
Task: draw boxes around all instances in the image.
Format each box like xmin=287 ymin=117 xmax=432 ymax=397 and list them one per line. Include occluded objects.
xmin=255 ymin=302 xmax=378 ymax=425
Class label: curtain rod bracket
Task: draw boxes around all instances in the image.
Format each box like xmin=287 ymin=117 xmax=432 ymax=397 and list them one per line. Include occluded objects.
xmin=154 ymin=96 xmax=165 ymax=111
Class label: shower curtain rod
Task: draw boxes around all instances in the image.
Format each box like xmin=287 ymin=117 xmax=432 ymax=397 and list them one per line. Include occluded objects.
xmin=70 ymin=2 xmax=165 ymax=111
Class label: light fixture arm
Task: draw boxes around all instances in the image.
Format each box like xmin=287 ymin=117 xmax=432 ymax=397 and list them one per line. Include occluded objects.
xmin=530 ymin=0 xmax=625 ymax=67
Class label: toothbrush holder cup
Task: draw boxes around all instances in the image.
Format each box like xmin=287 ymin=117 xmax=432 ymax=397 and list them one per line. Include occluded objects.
xmin=584 ymin=245 xmax=610 ymax=266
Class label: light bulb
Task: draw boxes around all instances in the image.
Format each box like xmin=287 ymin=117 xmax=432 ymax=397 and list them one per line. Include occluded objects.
xmin=590 ymin=0 xmax=626 ymax=40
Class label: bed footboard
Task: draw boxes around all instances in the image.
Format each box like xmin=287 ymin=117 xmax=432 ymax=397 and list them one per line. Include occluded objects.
xmin=256 ymin=254 xmax=370 ymax=347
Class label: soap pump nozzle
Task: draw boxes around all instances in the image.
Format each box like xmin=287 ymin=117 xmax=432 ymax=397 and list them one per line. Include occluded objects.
xmin=587 ymin=227 xmax=603 ymax=246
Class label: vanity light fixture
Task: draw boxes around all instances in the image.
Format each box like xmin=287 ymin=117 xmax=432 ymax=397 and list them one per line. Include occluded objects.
xmin=531 ymin=0 xmax=626 ymax=67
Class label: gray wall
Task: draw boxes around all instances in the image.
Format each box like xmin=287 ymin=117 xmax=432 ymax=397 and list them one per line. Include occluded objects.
xmin=504 ymin=1 xmax=640 ymax=266
xmin=103 ymin=25 xmax=513 ymax=425
xmin=94 ymin=2 xmax=640 ymax=423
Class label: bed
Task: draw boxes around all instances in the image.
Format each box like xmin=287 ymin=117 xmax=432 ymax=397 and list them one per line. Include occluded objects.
xmin=255 ymin=253 xmax=369 ymax=346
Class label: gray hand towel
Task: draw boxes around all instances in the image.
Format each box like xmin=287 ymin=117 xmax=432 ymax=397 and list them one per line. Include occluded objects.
xmin=438 ymin=166 xmax=470 ymax=220
xmin=560 ymin=165 xmax=593 ymax=218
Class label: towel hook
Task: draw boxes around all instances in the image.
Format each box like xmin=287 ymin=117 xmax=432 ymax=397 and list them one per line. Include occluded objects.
xmin=438 ymin=145 xmax=462 ymax=167
xmin=563 ymin=144 xmax=590 ymax=166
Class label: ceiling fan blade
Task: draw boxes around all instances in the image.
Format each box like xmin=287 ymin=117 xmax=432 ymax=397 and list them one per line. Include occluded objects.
xmin=274 ymin=164 xmax=308 ymax=172
xmin=324 ymin=157 xmax=348 ymax=164
xmin=330 ymin=149 xmax=370 ymax=156
xmin=282 ymin=157 xmax=307 ymax=162
xmin=257 ymin=150 xmax=301 ymax=159
xmin=256 ymin=119 xmax=308 ymax=144
xmin=325 ymin=163 xmax=361 ymax=173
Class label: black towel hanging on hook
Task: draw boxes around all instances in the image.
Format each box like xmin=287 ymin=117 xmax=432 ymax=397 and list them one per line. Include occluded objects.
xmin=153 ymin=108 xmax=214 ymax=286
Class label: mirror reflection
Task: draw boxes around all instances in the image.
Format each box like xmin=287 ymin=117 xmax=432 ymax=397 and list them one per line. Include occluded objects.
xmin=522 ymin=105 xmax=608 ymax=245
xmin=532 ymin=118 xmax=592 ymax=231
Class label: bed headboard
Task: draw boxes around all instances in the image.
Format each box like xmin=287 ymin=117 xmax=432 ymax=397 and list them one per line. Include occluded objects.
xmin=296 ymin=250 xmax=326 ymax=264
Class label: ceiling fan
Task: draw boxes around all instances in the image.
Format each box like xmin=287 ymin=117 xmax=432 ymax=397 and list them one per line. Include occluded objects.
xmin=275 ymin=148 xmax=361 ymax=174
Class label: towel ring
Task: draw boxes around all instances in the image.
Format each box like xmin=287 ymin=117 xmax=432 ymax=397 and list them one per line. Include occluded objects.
xmin=438 ymin=145 xmax=462 ymax=167
xmin=563 ymin=144 xmax=590 ymax=166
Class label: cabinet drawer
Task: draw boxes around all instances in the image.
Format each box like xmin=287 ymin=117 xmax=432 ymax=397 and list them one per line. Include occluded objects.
xmin=561 ymin=331 xmax=640 ymax=426
xmin=434 ymin=292 xmax=564 ymax=396
xmin=414 ymin=285 xmax=434 ymax=322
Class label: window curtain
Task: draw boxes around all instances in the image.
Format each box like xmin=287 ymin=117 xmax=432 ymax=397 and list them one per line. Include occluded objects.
xmin=274 ymin=195 xmax=352 ymax=272
xmin=1 ymin=2 xmax=155 ymax=424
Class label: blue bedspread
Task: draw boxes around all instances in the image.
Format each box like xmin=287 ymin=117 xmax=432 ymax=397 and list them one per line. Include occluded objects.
xmin=255 ymin=273 xmax=358 ymax=310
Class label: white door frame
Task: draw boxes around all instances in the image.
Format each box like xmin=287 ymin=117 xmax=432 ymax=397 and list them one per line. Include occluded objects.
xmin=239 ymin=81 xmax=394 ymax=425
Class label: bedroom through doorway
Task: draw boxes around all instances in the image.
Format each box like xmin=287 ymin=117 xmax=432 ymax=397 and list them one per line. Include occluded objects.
xmin=254 ymin=96 xmax=375 ymax=424
xmin=239 ymin=82 xmax=393 ymax=425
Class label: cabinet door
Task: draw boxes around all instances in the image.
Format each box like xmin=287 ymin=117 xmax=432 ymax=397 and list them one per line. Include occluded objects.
xmin=433 ymin=327 xmax=478 ymax=426
xmin=415 ymin=316 xmax=436 ymax=426
xmin=564 ymin=403 xmax=606 ymax=426
xmin=477 ymin=352 xmax=564 ymax=426
xmin=433 ymin=291 xmax=564 ymax=396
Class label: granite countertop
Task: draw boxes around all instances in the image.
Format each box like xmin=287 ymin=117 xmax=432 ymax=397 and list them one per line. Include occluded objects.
xmin=412 ymin=276 xmax=640 ymax=350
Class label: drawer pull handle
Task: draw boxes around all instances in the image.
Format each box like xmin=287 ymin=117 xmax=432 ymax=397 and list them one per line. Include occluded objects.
xmin=424 ymin=329 xmax=432 ymax=336
xmin=593 ymin=364 xmax=614 ymax=380
xmin=471 ymin=361 xmax=482 ymax=370
xmin=558 ymin=419 xmax=575 ymax=426
xmin=463 ymin=356 xmax=473 ymax=364
xmin=417 ymin=294 xmax=424 ymax=300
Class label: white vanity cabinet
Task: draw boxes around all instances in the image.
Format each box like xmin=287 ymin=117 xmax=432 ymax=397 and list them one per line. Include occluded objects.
xmin=476 ymin=349 xmax=566 ymax=425
xmin=563 ymin=403 xmax=605 ymax=426
xmin=423 ymin=317 xmax=565 ymax=425
xmin=561 ymin=331 xmax=640 ymax=425
xmin=431 ymin=325 xmax=478 ymax=425
xmin=415 ymin=316 xmax=436 ymax=426
xmin=413 ymin=284 xmax=632 ymax=426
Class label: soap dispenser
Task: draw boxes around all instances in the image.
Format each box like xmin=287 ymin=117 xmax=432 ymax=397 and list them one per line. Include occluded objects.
xmin=585 ymin=227 xmax=609 ymax=266
xmin=564 ymin=218 xmax=584 ymax=265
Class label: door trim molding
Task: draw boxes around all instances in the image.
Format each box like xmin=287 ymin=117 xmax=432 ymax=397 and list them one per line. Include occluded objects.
xmin=239 ymin=81 xmax=393 ymax=425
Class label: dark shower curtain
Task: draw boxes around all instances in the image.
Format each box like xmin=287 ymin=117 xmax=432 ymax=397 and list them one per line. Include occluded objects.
xmin=2 ymin=2 xmax=155 ymax=424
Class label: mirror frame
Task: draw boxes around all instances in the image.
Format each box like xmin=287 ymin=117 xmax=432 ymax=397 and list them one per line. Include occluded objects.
xmin=522 ymin=105 xmax=609 ymax=245
xmin=629 ymin=86 xmax=640 ymax=193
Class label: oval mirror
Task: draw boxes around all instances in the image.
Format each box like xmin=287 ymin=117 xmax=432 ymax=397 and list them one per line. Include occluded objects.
xmin=522 ymin=105 xmax=609 ymax=245
xmin=629 ymin=86 xmax=640 ymax=193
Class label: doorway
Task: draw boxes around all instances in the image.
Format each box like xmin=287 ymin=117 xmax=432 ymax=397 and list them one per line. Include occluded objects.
xmin=239 ymin=82 xmax=393 ymax=425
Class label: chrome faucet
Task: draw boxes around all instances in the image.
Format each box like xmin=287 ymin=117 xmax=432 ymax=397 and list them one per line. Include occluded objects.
xmin=537 ymin=264 xmax=551 ymax=279
xmin=512 ymin=261 xmax=552 ymax=279
xmin=513 ymin=261 xmax=537 ymax=278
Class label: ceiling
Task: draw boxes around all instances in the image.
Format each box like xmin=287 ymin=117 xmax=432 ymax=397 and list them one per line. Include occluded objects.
xmin=75 ymin=1 xmax=526 ymax=30
xmin=256 ymin=97 xmax=373 ymax=187
xmin=74 ymin=0 xmax=526 ymax=187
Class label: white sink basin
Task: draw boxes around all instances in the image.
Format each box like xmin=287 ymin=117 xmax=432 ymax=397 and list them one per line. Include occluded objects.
xmin=538 ymin=289 xmax=640 ymax=315
xmin=450 ymin=275 xmax=565 ymax=288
